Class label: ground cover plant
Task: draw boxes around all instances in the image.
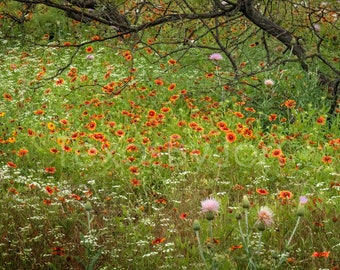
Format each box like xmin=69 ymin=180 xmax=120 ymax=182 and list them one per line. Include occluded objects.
xmin=0 ymin=1 xmax=339 ymax=269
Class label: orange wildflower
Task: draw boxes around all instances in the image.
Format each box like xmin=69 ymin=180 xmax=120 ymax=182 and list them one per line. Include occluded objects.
xmin=271 ymin=149 xmax=282 ymax=158
xmin=179 ymin=213 xmax=187 ymax=219
xmin=284 ymin=99 xmax=296 ymax=108
xmin=129 ymin=166 xmax=139 ymax=174
xmin=86 ymin=121 xmax=97 ymax=131
xmin=91 ymin=35 xmax=100 ymax=40
xmin=226 ymin=132 xmax=237 ymax=143
xmin=45 ymin=167 xmax=56 ymax=174
xmin=47 ymin=122 xmax=55 ymax=131
xmin=322 ymin=155 xmax=332 ymax=164
xmin=245 ymin=107 xmax=256 ymax=113
xmin=177 ymin=120 xmax=186 ymax=127
xmin=3 ymin=93 xmax=13 ymax=101
xmin=230 ymin=245 xmax=243 ymax=251
xmin=17 ymin=148 xmax=29 ymax=157
xmin=45 ymin=186 xmax=54 ymax=195
xmin=311 ymin=251 xmax=330 ymax=258
xmin=168 ymin=59 xmax=177 ymax=65
xmin=190 ymin=149 xmax=201 ymax=156
xmin=316 ymin=116 xmax=326 ymax=125
xmin=86 ymin=46 xmax=93 ymax=53
xmin=168 ymin=83 xmax=176 ymax=91
xmin=170 ymin=94 xmax=179 ymax=103
xmin=148 ymin=110 xmax=157 ymax=118
xmin=88 ymin=148 xmax=98 ymax=156
xmin=62 ymin=145 xmax=72 ymax=152
xmin=161 ymin=107 xmax=170 ymax=113
xmin=154 ymin=78 xmax=164 ymax=86
xmin=268 ymin=114 xmax=277 ymax=121
xmin=278 ymin=190 xmax=293 ymax=200
xmin=130 ymin=178 xmax=141 ymax=187
xmin=151 ymin=238 xmax=166 ymax=245
xmin=55 ymin=78 xmax=64 ymax=86
xmin=7 ymin=161 xmax=17 ymax=168
xmin=256 ymin=188 xmax=269 ymax=195
xmin=50 ymin=148 xmax=59 ymax=154
xmin=234 ymin=111 xmax=244 ymax=118
xmin=52 ymin=246 xmax=65 ymax=256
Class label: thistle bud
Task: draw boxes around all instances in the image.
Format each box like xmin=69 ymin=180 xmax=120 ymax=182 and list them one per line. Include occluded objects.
xmin=242 ymin=195 xmax=250 ymax=209
xmin=85 ymin=201 xmax=92 ymax=212
xmin=235 ymin=212 xmax=242 ymax=220
xmin=205 ymin=211 xmax=215 ymax=221
xmin=193 ymin=220 xmax=201 ymax=231
xmin=257 ymin=221 xmax=266 ymax=231
xmin=297 ymin=204 xmax=305 ymax=217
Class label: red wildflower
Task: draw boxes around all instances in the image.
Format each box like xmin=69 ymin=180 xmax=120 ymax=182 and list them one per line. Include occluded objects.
xmin=179 ymin=213 xmax=187 ymax=219
xmin=87 ymin=148 xmax=98 ymax=156
xmin=3 ymin=93 xmax=13 ymax=101
xmin=151 ymin=238 xmax=166 ymax=245
xmin=168 ymin=83 xmax=176 ymax=91
xmin=168 ymin=59 xmax=177 ymax=65
xmin=230 ymin=245 xmax=243 ymax=251
xmin=7 ymin=161 xmax=17 ymax=168
xmin=322 ymin=155 xmax=332 ymax=164
xmin=45 ymin=167 xmax=56 ymax=174
xmin=129 ymin=166 xmax=139 ymax=174
xmin=226 ymin=132 xmax=237 ymax=143
xmin=17 ymin=149 xmax=29 ymax=157
xmin=86 ymin=46 xmax=93 ymax=53
xmin=115 ymin=129 xmax=125 ymax=137
xmin=45 ymin=186 xmax=54 ymax=195
xmin=130 ymin=178 xmax=141 ymax=187
xmin=52 ymin=246 xmax=65 ymax=256
xmin=154 ymin=78 xmax=164 ymax=86
xmin=278 ymin=190 xmax=293 ymax=200
xmin=256 ymin=188 xmax=269 ymax=195
xmin=312 ymin=251 xmax=330 ymax=258
xmin=271 ymin=149 xmax=282 ymax=158
xmin=268 ymin=114 xmax=277 ymax=121
xmin=283 ymin=99 xmax=296 ymax=108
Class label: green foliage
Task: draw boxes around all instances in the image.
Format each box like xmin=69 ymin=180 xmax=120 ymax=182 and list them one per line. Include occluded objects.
xmin=0 ymin=2 xmax=339 ymax=269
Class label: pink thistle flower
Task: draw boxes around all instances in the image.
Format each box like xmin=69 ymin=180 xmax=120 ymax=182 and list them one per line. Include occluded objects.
xmin=257 ymin=206 xmax=274 ymax=227
xmin=209 ymin=53 xmax=223 ymax=61
xmin=299 ymin=196 xmax=308 ymax=205
xmin=264 ymin=79 xmax=274 ymax=87
xmin=86 ymin=54 xmax=94 ymax=60
xmin=201 ymin=198 xmax=220 ymax=213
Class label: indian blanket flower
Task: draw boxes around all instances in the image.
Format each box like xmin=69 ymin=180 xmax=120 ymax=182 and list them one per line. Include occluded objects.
xmin=284 ymin=99 xmax=296 ymax=109
xmin=322 ymin=155 xmax=332 ymax=164
xmin=311 ymin=251 xmax=330 ymax=258
xmin=256 ymin=188 xmax=269 ymax=195
xmin=279 ymin=190 xmax=293 ymax=200
xmin=209 ymin=53 xmax=223 ymax=61
xmin=257 ymin=206 xmax=274 ymax=227
xmin=201 ymin=197 xmax=220 ymax=213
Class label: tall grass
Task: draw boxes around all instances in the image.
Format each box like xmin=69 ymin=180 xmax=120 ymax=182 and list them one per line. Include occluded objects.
xmin=0 ymin=6 xmax=339 ymax=270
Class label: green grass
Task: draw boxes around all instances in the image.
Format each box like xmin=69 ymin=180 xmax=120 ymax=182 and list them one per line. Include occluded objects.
xmin=0 ymin=5 xmax=340 ymax=270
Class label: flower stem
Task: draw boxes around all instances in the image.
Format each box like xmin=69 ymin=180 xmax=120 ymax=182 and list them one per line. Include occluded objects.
xmin=245 ymin=209 xmax=249 ymax=246
xmin=195 ymin=231 xmax=206 ymax=265
xmin=209 ymin=220 xmax=213 ymax=241
xmin=256 ymin=231 xmax=263 ymax=255
xmin=287 ymin=216 xmax=301 ymax=247
xmin=275 ymin=216 xmax=301 ymax=268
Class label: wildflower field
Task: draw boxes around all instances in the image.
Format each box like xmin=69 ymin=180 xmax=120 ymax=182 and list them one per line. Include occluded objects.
xmin=0 ymin=3 xmax=339 ymax=270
